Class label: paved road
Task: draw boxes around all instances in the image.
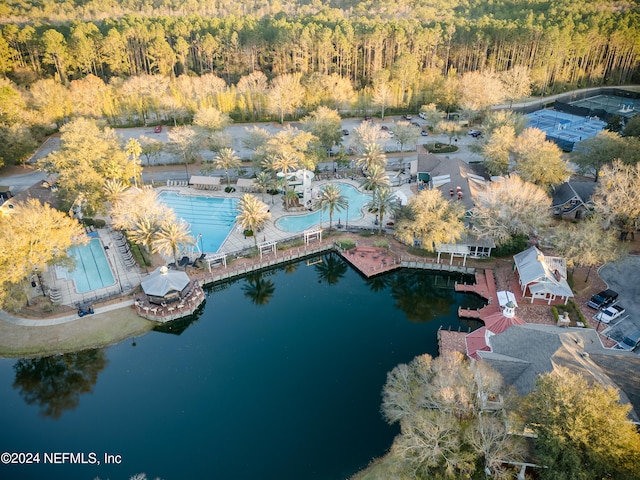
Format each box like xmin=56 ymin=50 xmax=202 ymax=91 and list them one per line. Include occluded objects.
xmin=598 ymin=255 xmax=640 ymax=346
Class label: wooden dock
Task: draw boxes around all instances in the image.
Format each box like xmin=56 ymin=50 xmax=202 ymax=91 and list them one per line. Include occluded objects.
xmin=455 ymin=269 xmax=500 ymax=320
xmin=183 ymin=240 xmax=478 ymax=293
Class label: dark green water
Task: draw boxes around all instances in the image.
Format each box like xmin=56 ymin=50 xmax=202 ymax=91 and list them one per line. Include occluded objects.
xmin=0 ymin=253 xmax=484 ymax=480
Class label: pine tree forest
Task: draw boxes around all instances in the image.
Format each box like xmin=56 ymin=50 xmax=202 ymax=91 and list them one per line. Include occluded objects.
xmin=0 ymin=0 xmax=639 ymax=160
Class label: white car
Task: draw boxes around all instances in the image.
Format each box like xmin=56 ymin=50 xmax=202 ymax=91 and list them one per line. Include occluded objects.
xmin=595 ymin=304 xmax=626 ymax=324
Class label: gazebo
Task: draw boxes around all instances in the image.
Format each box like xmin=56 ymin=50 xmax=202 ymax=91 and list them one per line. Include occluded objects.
xmin=141 ymin=266 xmax=191 ymax=304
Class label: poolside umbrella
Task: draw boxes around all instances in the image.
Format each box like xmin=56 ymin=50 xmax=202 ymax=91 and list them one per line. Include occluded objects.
xmin=141 ymin=266 xmax=190 ymax=304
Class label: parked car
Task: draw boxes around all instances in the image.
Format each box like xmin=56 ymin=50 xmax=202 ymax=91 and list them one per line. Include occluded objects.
xmin=403 ymin=114 xmax=412 ymax=120
xmin=594 ymin=304 xmax=626 ymax=324
xmin=468 ymin=129 xmax=482 ymax=138
xmin=411 ymin=121 xmax=421 ymax=127
xmin=587 ymin=289 xmax=618 ymax=309
xmin=380 ymin=125 xmax=389 ymax=131
xmin=364 ymin=116 xmax=372 ymax=121
xmin=617 ymin=330 xmax=640 ymax=351
xmin=418 ymin=112 xmax=427 ymax=120
xmin=421 ymin=130 xmax=429 ymax=136
xmin=154 ymin=125 xmax=163 ymax=133
xmin=342 ymin=129 xmax=349 ymax=135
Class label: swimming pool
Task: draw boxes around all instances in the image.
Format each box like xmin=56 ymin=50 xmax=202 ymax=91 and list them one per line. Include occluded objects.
xmin=276 ymin=183 xmax=371 ymax=232
xmin=56 ymin=238 xmax=116 ymax=293
xmin=158 ymin=191 xmax=239 ymax=253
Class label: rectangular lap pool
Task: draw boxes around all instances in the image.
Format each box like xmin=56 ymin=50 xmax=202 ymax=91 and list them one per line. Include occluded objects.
xmin=158 ymin=191 xmax=239 ymax=253
xmin=56 ymin=238 xmax=116 ymax=293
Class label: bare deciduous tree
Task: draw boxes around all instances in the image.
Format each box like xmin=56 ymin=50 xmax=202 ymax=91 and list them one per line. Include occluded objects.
xmin=592 ymin=160 xmax=640 ymax=239
xmin=550 ymin=215 xmax=626 ymax=281
xmin=471 ymin=175 xmax=552 ymax=245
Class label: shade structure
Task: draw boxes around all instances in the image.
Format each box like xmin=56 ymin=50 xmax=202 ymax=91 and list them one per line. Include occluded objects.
xmin=141 ymin=266 xmax=191 ymax=304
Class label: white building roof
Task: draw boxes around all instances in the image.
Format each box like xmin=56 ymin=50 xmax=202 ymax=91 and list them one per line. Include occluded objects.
xmin=514 ymin=246 xmax=573 ymax=298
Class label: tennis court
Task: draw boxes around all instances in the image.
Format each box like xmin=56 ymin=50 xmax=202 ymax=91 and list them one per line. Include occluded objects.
xmin=525 ymin=109 xmax=606 ymax=151
xmin=571 ymin=94 xmax=640 ymax=118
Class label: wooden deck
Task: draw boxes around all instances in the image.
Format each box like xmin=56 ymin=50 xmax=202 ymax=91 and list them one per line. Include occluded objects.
xmin=134 ymin=282 xmax=206 ymax=323
xmin=455 ymin=270 xmax=500 ymax=321
xmin=341 ymin=246 xmax=401 ymax=277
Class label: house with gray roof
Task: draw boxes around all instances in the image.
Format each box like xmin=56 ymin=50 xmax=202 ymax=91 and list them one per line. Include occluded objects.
xmin=551 ymin=181 xmax=597 ymax=219
xmin=513 ymin=246 xmax=573 ymax=304
xmin=478 ymin=323 xmax=640 ymax=421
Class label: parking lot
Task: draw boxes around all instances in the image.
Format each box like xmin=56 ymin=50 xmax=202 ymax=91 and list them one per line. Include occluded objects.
xmin=598 ymin=255 xmax=640 ymax=347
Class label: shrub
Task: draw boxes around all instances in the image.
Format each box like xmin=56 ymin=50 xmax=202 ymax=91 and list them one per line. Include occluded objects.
xmin=373 ymin=240 xmax=389 ymax=249
xmin=82 ymin=218 xmax=106 ymax=228
xmin=493 ymin=234 xmax=529 ymax=257
xmin=336 ymin=239 xmax=356 ymax=250
xmin=244 ymin=229 xmax=254 ymax=237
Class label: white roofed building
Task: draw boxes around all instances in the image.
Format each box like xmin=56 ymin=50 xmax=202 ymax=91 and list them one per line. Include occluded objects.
xmin=513 ymin=246 xmax=573 ymax=304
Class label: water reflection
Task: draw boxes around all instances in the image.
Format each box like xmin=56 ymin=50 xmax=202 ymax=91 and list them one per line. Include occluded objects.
xmin=242 ymin=272 xmax=276 ymax=305
xmin=365 ymin=274 xmax=392 ymax=292
xmin=12 ymin=349 xmax=107 ymax=418
xmin=389 ymin=270 xmax=470 ymax=322
xmin=314 ymin=252 xmax=347 ymax=285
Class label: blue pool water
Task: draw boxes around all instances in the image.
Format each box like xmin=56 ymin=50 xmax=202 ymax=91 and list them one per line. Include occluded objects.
xmin=276 ymin=183 xmax=371 ymax=232
xmin=56 ymin=238 xmax=115 ymax=293
xmin=158 ymin=191 xmax=239 ymax=253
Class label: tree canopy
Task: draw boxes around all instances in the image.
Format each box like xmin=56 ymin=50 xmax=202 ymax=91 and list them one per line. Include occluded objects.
xmin=523 ymin=367 xmax=640 ymax=480
xmin=0 ymin=199 xmax=85 ymax=309
xmin=471 ymin=175 xmax=551 ymax=246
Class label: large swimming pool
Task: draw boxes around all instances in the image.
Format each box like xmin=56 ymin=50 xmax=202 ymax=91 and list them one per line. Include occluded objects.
xmin=276 ymin=183 xmax=371 ymax=232
xmin=56 ymin=238 xmax=115 ymax=293
xmin=158 ymin=191 xmax=239 ymax=253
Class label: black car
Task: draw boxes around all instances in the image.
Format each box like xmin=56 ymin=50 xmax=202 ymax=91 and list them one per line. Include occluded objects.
xmin=587 ymin=289 xmax=618 ymax=309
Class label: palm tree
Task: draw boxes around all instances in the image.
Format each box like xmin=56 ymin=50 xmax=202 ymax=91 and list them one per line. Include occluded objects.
xmin=284 ymin=189 xmax=299 ymax=211
xmin=254 ymin=171 xmax=272 ymax=202
xmin=151 ymin=220 xmax=195 ymax=267
xmin=356 ymin=143 xmax=386 ymax=172
xmin=214 ymin=148 xmax=241 ymax=187
xmin=103 ymin=179 xmax=129 ymax=206
xmin=236 ymin=194 xmax=271 ymax=246
xmin=272 ymin=151 xmax=299 ymax=178
xmin=316 ymin=183 xmax=348 ymax=229
xmin=366 ymin=187 xmax=401 ymax=234
xmin=128 ymin=217 xmax=161 ymax=252
xmin=360 ymin=164 xmax=390 ymax=192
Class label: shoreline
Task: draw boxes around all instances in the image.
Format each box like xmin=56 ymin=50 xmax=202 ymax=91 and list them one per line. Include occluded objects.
xmin=0 ymin=305 xmax=154 ymax=358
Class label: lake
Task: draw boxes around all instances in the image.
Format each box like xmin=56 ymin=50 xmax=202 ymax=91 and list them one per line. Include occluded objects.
xmin=0 ymin=253 xmax=484 ymax=480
